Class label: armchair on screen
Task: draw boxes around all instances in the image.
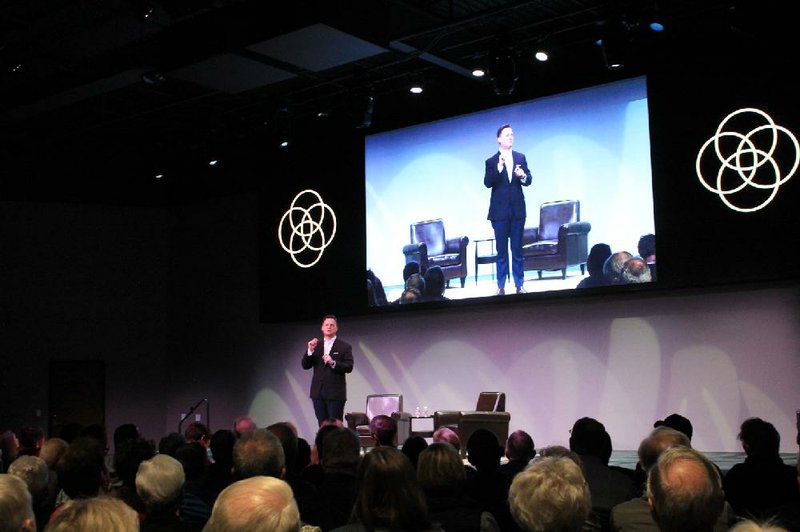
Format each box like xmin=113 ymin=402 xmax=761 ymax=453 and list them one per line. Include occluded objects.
xmin=521 ymin=199 xmax=591 ymax=280
xmin=344 ymin=393 xmax=409 ymax=449
xmin=402 ymin=219 xmax=469 ymax=288
xmin=433 ymin=392 xmax=510 ymax=456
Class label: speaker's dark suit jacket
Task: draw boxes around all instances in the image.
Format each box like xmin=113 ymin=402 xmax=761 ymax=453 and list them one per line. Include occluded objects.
xmin=301 ymin=338 xmax=354 ymax=401
xmin=484 ymin=150 xmax=532 ymax=221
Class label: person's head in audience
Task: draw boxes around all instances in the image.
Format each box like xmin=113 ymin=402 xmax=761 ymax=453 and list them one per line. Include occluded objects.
xmin=432 ymin=427 xmax=461 ymax=452
xmin=320 ymin=427 xmax=361 ymax=474
xmin=423 ymin=266 xmax=447 ymax=300
xmin=184 ymin=421 xmax=211 ymax=449
xmin=45 ymin=496 xmax=139 ymax=531
xmin=113 ymin=436 xmax=156 ymax=490
xmin=57 ymin=436 xmax=108 ymax=499
xmin=158 ymin=432 xmax=186 ymax=457
xmin=638 ymin=427 xmax=691 ymax=474
xmin=638 ymin=233 xmax=656 ymax=263
xmin=728 ymin=518 xmax=790 ymax=532
xmin=537 ymin=445 xmax=583 ymax=467
xmin=401 ymin=435 xmax=428 ymax=469
xmin=654 ymin=413 xmax=693 ymax=442
xmin=296 ymin=437 xmax=311 ymax=471
xmin=233 ymin=415 xmax=257 ymax=438
xmin=506 ymin=429 xmax=535 ymax=463
xmin=367 ymin=269 xmax=389 ymax=305
xmin=232 ymin=428 xmax=285 ymax=479
xmin=369 ymin=415 xmax=398 ymax=447
xmin=466 ymin=428 xmax=503 ymax=471
xmin=135 ymin=454 xmax=185 ymax=518
xmin=586 ymin=243 xmax=612 ymax=280
xmin=0 ymin=474 xmax=35 ymax=532
xmin=508 ymin=456 xmax=591 ymax=532
xmin=40 ymin=438 xmax=68 ymax=470
xmin=620 ymin=256 xmax=652 ymax=284
xmin=112 ymin=423 xmax=140 ymax=452
xmin=210 ymin=429 xmax=236 ymax=467
xmin=204 ymin=476 xmax=300 ymax=532
xmin=174 ymin=441 xmax=208 ymax=485
xmin=1 ymin=430 xmax=20 ymax=472
xmin=8 ymin=456 xmax=49 ymax=501
xmin=646 ymin=446 xmax=724 ymax=532
xmin=17 ymin=426 xmax=45 ymax=458
xmin=350 ymin=446 xmax=433 ymax=531
xmin=79 ymin=424 xmax=109 ymax=455
xmin=311 ymin=423 xmax=341 ymax=466
xmin=569 ymin=417 xmax=612 ymax=464
xmin=403 ymin=261 xmax=420 ymax=282
xmin=399 ymin=287 xmax=423 ymax=304
xmin=603 ymin=251 xmax=633 ymax=285
xmin=417 ymin=442 xmax=465 ymax=495
xmin=738 ymin=417 xmax=781 ymax=459
xmin=267 ymin=422 xmax=299 ymax=479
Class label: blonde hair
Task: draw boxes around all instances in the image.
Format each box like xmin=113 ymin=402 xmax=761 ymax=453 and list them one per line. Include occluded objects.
xmin=0 ymin=474 xmax=35 ymax=532
xmin=45 ymin=497 xmax=139 ymax=531
xmin=204 ymin=476 xmax=300 ymax=532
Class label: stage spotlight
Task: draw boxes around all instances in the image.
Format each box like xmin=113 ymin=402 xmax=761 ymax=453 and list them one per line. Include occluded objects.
xmin=472 ymin=68 xmax=485 ymax=77
xmin=487 ymin=43 xmax=518 ymax=96
xmin=534 ymin=50 xmax=549 ymax=62
xmin=597 ymin=18 xmax=628 ymax=70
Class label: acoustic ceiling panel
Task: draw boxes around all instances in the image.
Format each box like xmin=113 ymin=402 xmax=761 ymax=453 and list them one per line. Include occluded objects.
xmin=168 ymin=53 xmax=296 ymax=94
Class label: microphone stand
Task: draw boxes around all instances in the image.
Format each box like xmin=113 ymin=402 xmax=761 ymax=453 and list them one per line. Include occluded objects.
xmin=178 ymin=398 xmax=208 ymax=434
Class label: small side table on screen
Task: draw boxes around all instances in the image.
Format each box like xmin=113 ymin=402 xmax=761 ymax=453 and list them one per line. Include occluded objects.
xmin=410 ymin=416 xmax=434 ymax=439
xmin=475 ymin=237 xmax=499 ymax=285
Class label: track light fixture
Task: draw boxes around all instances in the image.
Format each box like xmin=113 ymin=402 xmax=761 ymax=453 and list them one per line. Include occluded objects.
xmin=274 ymin=107 xmax=292 ymax=149
xmin=487 ymin=41 xmax=518 ymax=96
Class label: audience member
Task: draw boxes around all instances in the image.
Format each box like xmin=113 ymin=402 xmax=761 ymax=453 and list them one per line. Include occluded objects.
xmin=653 ymin=413 xmax=693 ymax=441
xmin=538 ymin=444 xmax=582 ymax=465
xmin=401 ymin=435 xmax=429 ymax=469
xmin=111 ymin=436 xmax=156 ymax=514
xmin=647 ymin=446 xmax=725 ymax=532
xmin=0 ymin=473 xmax=36 ymax=532
xmin=158 ymin=432 xmax=186 ymax=457
xmin=399 ymin=287 xmax=423 ymax=304
xmin=619 ymin=256 xmax=653 ymax=284
xmin=301 ymin=423 xmax=341 ymax=486
xmin=463 ymin=429 xmax=513 ymax=531
xmin=233 ymin=416 xmax=257 ymax=438
xmin=232 ymin=428 xmax=285 ymax=479
xmin=1 ymin=430 xmax=19 ymax=473
xmin=317 ymin=427 xmax=362 ymax=531
xmin=55 ymin=436 xmax=109 ymax=505
xmin=8 ymin=455 xmax=52 ymax=529
xmin=17 ymin=426 xmax=45 ymax=458
xmin=423 ymin=266 xmax=449 ymax=301
xmin=369 ymin=415 xmax=398 ymax=447
xmin=417 ymin=442 xmax=488 ymax=532
xmin=45 ymin=496 xmax=139 ymax=532
xmin=204 ymin=476 xmax=302 ymax=532
xmin=500 ymin=430 xmax=535 ymax=483
xmin=135 ymin=454 xmax=187 ymax=531
xmin=610 ymin=426 xmax=735 ymax=531
xmin=603 ymin=251 xmax=633 ymax=285
xmin=728 ymin=518 xmax=789 ymax=532
xmin=207 ymin=429 xmax=236 ymax=499
xmin=39 ymin=437 xmax=68 ymax=515
xmin=508 ymin=456 xmax=591 ymax=532
xmin=568 ymin=417 xmax=637 ymax=528
xmin=268 ymin=422 xmax=321 ymax=527
xmin=332 ymin=446 xmax=440 ymax=532
xmin=432 ymin=427 xmax=461 ymax=453
xmin=174 ymin=441 xmax=213 ymax=528
xmin=183 ymin=422 xmax=212 ymax=461
xmin=637 ymin=233 xmax=656 ymax=281
xmin=366 ymin=269 xmax=389 ymax=306
xmin=403 ymin=261 xmax=421 ymax=283
xmin=723 ymin=417 xmax=799 ymax=519
xmin=576 ymin=243 xmax=613 ymax=288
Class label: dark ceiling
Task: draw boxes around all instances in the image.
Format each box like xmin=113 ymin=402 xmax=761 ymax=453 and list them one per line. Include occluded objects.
xmin=0 ymin=0 xmax=787 ymax=206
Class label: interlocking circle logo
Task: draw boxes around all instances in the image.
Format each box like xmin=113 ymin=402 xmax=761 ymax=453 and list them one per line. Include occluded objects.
xmin=696 ymin=107 xmax=798 ymax=213
xmin=278 ymin=189 xmax=337 ymax=268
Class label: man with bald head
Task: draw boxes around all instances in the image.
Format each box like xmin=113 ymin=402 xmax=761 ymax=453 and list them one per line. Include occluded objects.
xmin=647 ymin=446 xmax=725 ymax=532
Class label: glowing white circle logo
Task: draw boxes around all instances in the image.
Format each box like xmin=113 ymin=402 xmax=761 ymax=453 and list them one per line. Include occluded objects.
xmin=278 ymin=189 xmax=337 ymax=268
xmin=696 ymin=107 xmax=798 ymax=212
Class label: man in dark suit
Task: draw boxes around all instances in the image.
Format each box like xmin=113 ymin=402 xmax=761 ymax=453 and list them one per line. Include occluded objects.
xmin=301 ymin=314 xmax=354 ymax=427
xmin=484 ymin=123 xmax=532 ymax=295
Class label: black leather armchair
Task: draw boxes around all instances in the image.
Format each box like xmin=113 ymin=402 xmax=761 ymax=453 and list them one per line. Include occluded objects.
xmin=402 ymin=219 xmax=469 ymax=288
xmin=433 ymin=392 xmax=510 ymax=456
xmin=345 ymin=393 xmax=409 ymax=449
xmin=522 ymin=199 xmax=591 ymax=280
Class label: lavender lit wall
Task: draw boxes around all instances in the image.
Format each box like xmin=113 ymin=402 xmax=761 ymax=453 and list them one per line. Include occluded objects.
xmin=3 ymin=196 xmax=799 ymax=455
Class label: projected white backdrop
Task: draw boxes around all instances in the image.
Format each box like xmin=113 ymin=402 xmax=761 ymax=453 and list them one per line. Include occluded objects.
xmin=365 ymin=76 xmax=656 ymax=288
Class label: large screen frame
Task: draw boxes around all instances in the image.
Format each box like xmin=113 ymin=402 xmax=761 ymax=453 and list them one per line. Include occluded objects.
xmin=364 ymin=75 xmax=656 ymax=306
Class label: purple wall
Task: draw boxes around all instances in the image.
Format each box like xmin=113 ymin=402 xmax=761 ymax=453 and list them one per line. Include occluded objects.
xmin=2 ymin=195 xmax=799 ymax=453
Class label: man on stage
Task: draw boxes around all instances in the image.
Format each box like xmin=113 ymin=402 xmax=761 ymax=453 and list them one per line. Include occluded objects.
xmin=301 ymin=314 xmax=354 ymax=427
xmin=484 ymin=123 xmax=532 ymax=295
